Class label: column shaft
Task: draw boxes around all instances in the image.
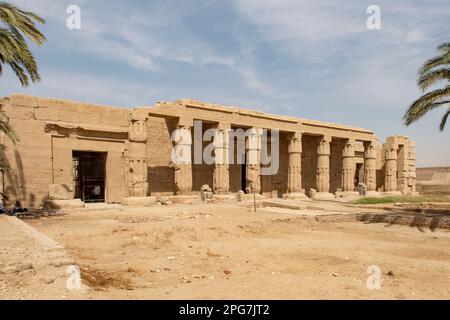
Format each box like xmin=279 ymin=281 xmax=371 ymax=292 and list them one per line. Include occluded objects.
xmin=246 ymin=127 xmax=261 ymax=194
xmin=363 ymin=141 xmax=377 ymax=191
xmin=341 ymin=140 xmax=355 ymax=192
xmin=316 ymin=137 xmax=330 ymax=193
xmin=288 ymin=132 xmax=302 ymax=193
xmin=213 ymin=125 xmax=230 ymax=194
xmin=384 ymin=144 xmax=397 ymax=192
xmin=126 ymin=111 xmax=148 ymax=197
xmin=172 ymin=126 xmax=192 ymax=195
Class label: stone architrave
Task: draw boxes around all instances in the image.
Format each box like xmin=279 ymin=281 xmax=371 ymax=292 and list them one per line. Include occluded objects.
xmin=341 ymin=139 xmax=355 ymax=192
xmin=316 ymin=136 xmax=331 ymax=193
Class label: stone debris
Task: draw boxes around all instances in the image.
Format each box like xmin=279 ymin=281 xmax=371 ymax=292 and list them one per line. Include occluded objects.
xmin=200 ymin=185 xmax=214 ymax=203
xmin=236 ymin=190 xmax=245 ymax=202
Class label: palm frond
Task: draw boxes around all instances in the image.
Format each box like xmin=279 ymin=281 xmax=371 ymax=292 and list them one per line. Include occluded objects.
xmin=440 ymin=108 xmax=450 ymax=131
xmin=0 ymin=2 xmax=45 ymax=87
xmin=0 ymin=1 xmax=46 ymax=45
xmin=404 ymin=86 xmax=450 ymax=125
xmin=419 ymin=52 xmax=450 ymax=76
xmin=437 ymin=42 xmax=450 ymax=53
xmin=418 ymin=68 xmax=450 ymax=91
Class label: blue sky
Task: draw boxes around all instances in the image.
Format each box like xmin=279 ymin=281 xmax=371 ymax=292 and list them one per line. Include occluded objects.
xmin=0 ymin=0 xmax=449 ymax=166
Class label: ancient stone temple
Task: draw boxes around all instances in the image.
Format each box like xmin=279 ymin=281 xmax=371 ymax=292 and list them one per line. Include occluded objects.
xmin=0 ymin=94 xmax=417 ymax=208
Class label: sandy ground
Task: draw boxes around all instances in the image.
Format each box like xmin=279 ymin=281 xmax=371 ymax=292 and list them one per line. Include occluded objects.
xmin=1 ymin=202 xmax=450 ymax=299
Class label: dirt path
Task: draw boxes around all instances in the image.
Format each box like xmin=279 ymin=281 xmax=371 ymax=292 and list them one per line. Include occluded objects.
xmin=0 ymin=215 xmax=88 ymax=300
xmin=20 ymin=203 xmax=450 ymax=299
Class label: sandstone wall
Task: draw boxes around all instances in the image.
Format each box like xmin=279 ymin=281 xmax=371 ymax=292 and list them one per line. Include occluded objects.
xmin=0 ymin=94 xmax=129 ymax=207
xmin=146 ymin=116 xmax=177 ymax=196
xmin=416 ymin=167 xmax=450 ymax=194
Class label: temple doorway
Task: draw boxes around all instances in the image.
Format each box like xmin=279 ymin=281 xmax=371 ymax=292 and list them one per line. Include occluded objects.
xmin=72 ymin=151 xmax=107 ymax=203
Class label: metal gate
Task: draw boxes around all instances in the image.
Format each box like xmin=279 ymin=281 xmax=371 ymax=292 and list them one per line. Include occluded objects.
xmin=72 ymin=151 xmax=107 ymax=203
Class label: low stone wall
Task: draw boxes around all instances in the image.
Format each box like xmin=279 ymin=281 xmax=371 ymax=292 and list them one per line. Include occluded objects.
xmin=416 ymin=167 xmax=450 ymax=194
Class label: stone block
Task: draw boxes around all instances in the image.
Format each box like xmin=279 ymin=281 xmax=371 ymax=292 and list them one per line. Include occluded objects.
xmin=214 ymin=194 xmax=235 ymax=201
xmin=168 ymin=195 xmax=199 ymax=204
xmin=48 ymin=184 xmax=74 ymax=200
xmin=381 ymin=191 xmax=402 ymax=196
xmin=282 ymin=192 xmax=310 ymax=200
xmin=335 ymin=191 xmax=360 ymax=201
xmin=122 ymin=196 xmax=157 ymax=207
xmin=43 ymin=199 xmax=85 ymax=210
xmin=311 ymin=192 xmax=336 ymax=201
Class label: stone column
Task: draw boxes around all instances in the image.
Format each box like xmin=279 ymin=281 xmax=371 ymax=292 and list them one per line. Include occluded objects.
xmin=213 ymin=124 xmax=230 ymax=194
xmin=126 ymin=111 xmax=148 ymax=197
xmin=384 ymin=144 xmax=398 ymax=192
xmin=316 ymin=136 xmax=331 ymax=193
xmin=172 ymin=125 xmax=193 ymax=195
xmin=287 ymin=132 xmax=302 ymax=193
xmin=363 ymin=141 xmax=377 ymax=192
xmin=341 ymin=139 xmax=355 ymax=192
xmin=407 ymin=143 xmax=417 ymax=193
xmin=246 ymin=127 xmax=261 ymax=194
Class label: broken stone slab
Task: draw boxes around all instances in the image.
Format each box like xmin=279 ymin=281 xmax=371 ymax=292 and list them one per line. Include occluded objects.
xmin=311 ymin=192 xmax=336 ymax=201
xmin=282 ymin=192 xmax=311 ymax=201
xmin=43 ymin=199 xmax=85 ymax=210
xmin=48 ymin=184 xmax=74 ymax=200
xmin=335 ymin=191 xmax=360 ymax=201
xmin=243 ymin=194 xmax=265 ymax=201
xmin=168 ymin=195 xmax=199 ymax=204
xmin=365 ymin=191 xmax=382 ymax=197
xmin=213 ymin=195 xmax=235 ymax=202
xmin=263 ymin=200 xmax=303 ymax=210
xmin=381 ymin=191 xmax=402 ymax=196
xmin=122 ymin=196 xmax=157 ymax=207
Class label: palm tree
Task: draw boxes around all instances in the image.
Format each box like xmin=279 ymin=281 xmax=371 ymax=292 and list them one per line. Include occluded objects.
xmin=0 ymin=1 xmax=46 ymax=87
xmin=404 ymin=42 xmax=450 ymax=131
xmin=0 ymin=2 xmax=45 ymax=194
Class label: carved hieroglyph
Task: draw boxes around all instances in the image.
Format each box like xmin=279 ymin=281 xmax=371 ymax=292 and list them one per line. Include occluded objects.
xmin=246 ymin=127 xmax=262 ymax=194
xmin=213 ymin=126 xmax=230 ymax=194
xmin=316 ymin=136 xmax=330 ymax=193
xmin=341 ymin=139 xmax=355 ymax=192
xmin=384 ymin=144 xmax=398 ymax=192
xmin=287 ymin=132 xmax=302 ymax=193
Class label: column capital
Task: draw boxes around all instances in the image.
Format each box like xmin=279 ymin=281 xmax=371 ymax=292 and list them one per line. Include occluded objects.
xmin=174 ymin=126 xmax=192 ymax=145
xmin=384 ymin=144 xmax=397 ymax=160
xmin=216 ymin=122 xmax=231 ymax=131
xmin=317 ymin=136 xmax=331 ymax=156
xmin=342 ymin=139 xmax=355 ymax=158
xmin=128 ymin=111 xmax=148 ymax=142
xmin=288 ymin=131 xmax=302 ymax=154
xmin=364 ymin=140 xmax=377 ymax=159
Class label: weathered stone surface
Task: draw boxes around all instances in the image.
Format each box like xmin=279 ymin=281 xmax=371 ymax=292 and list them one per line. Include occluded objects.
xmin=43 ymin=199 xmax=85 ymax=210
xmin=311 ymin=192 xmax=336 ymax=201
xmin=0 ymin=94 xmax=417 ymax=208
xmin=282 ymin=192 xmax=309 ymax=200
xmin=48 ymin=184 xmax=73 ymax=200
xmin=122 ymin=196 xmax=157 ymax=207
xmin=168 ymin=195 xmax=199 ymax=204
